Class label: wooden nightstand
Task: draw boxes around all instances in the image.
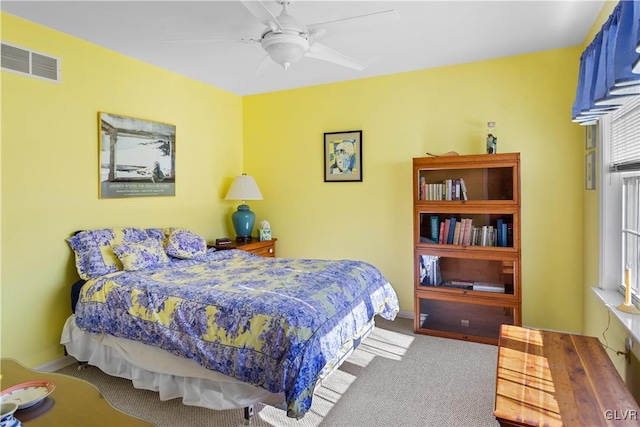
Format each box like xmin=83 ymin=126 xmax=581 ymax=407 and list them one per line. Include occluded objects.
xmin=209 ymin=238 xmax=277 ymax=257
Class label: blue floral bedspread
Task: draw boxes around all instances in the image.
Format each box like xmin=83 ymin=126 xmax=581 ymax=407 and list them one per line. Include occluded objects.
xmin=75 ymin=249 xmax=399 ymax=418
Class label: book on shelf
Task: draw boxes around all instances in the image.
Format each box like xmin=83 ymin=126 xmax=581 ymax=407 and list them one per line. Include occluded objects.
xmin=457 ymin=218 xmax=465 ymax=245
xmin=460 ymin=218 xmax=472 ymax=245
xmin=453 ymin=221 xmax=462 ymax=245
xmin=481 ymin=226 xmax=488 ymax=246
xmin=420 ymin=255 xmax=442 ymax=286
xmin=419 ymin=177 xmax=468 ymax=201
xmin=460 ymin=178 xmax=468 ymax=201
xmin=501 ymin=222 xmax=508 ymax=247
xmin=447 ymin=217 xmax=457 ymax=244
xmin=494 ymin=219 xmax=508 ymax=247
xmin=472 ymin=281 xmax=505 ymax=293
xmin=466 ymin=218 xmax=473 ymax=245
xmin=470 ymin=227 xmax=478 ymax=246
xmin=443 ymin=219 xmax=451 ymax=244
xmin=430 ymin=215 xmax=439 ymax=243
xmin=443 ymin=280 xmax=473 ymax=290
xmin=461 ymin=222 xmax=512 ymax=247
xmin=421 ymin=217 xmax=510 ymax=248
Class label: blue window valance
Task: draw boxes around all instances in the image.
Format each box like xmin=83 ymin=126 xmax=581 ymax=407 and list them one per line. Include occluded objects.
xmin=572 ymin=1 xmax=640 ymax=125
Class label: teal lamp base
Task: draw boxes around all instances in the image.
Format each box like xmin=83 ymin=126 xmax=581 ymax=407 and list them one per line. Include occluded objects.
xmin=232 ymin=204 xmax=255 ymax=242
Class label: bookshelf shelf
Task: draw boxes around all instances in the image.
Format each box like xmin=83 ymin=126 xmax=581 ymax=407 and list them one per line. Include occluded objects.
xmin=413 ymin=153 xmax=521 ymax=345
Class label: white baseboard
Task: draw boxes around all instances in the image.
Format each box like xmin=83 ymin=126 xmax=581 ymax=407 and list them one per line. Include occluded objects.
xmin=396 ymin=309 xmax=413 ymax=319
xmin=36 ymin=355 xmax=77 ymax=372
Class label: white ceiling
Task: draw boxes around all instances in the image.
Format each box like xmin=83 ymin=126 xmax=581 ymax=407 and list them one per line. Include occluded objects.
xmin=2 ymin=1 xmax=604 ymax=96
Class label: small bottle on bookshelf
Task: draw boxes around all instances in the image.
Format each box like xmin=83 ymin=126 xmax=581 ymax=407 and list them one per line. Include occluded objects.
xmin=487 ymin=121 xmax=497 ymax=154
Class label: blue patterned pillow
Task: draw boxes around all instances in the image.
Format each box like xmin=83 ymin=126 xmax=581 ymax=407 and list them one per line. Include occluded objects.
xmin=165 ymin=229 xmax=207 ymax=260
xmin=145 ymin=227 xmax=176 ymax=245
xmin=113 ymin=239 xmax=170 ymax=271
xmin=67 ymin=228 xmax=149 ymax=280
xmin=145 ymin=228 xmax=166 ymax=242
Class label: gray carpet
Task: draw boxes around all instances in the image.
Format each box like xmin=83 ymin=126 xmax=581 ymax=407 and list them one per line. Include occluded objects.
xmin=56 ymin=317 xmax=500 ymax=427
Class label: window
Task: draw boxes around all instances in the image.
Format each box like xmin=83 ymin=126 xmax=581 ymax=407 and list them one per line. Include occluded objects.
xmin=600 ymin=96 xmax=640 ymax=305
xmin=623 ymin=176 xmax=639 ymax=301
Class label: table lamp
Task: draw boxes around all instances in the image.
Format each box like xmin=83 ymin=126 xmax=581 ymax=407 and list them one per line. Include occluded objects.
xmin=224 ymin=174 xmax=263 ymax=242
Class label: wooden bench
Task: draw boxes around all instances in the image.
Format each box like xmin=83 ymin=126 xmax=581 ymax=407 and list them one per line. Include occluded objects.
xmin=494 ymin=324 xmax=640 ymax=426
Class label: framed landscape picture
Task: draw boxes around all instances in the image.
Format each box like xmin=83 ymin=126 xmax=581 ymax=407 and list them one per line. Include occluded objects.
xmin=324 ymin=130 xmax=362 ymax=182
xmin=99 ymin=112 xmax=176 ymax=198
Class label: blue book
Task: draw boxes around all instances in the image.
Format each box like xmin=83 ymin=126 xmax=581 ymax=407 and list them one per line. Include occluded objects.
xmin=502 ymin=222 xmax=508 ymax=247
xmin=447 ymin=217 xmax=457 ymax=244
xmin=430 ymin=216 xmax=439 ymax=243
xmin=497 ymin=219 xmax=503 ymax=247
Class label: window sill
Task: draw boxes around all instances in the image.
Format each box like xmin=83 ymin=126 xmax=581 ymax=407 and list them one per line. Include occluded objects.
xmin=592 ymin=287 xmax=640 ymax=343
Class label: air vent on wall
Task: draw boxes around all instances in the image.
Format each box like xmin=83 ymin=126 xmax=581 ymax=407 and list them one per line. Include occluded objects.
xmin=1 ymin=41 xmax=60 ymax=83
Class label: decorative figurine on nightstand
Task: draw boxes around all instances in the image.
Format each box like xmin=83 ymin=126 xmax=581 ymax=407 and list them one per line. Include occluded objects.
xmin=259 ymin=220 xmax=272 ymax=241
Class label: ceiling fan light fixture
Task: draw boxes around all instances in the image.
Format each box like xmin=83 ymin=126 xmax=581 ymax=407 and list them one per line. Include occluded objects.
xmin=261 ymin=33 xmax=309 ymax=69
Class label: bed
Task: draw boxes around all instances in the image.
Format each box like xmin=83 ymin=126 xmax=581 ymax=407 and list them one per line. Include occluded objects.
xmin=61 ymin=227 xmax=399 ymax=420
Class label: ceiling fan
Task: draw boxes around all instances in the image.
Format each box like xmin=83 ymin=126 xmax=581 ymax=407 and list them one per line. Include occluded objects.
xmin=170 ymin=1 xmax=398 ymax=73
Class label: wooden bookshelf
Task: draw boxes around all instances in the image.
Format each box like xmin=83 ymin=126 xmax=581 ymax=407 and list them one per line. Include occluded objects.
xmin=413 ymin=153 xmax=521 ymax=345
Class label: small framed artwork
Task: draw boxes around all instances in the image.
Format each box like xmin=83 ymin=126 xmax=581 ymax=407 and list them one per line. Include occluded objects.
xmin=586 ymin=150 xmax=596 ymax=190
xmin=324 ymin=130 xmax=362 ymax=182
xmin=585 ymin=124 xmax=597 ymax=150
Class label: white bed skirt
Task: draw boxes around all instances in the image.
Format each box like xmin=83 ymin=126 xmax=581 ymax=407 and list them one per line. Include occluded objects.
xmin=60 ymin=315 xmax=285 ymax=410
xmin=61 ymin=315 xmax=374 ymax=413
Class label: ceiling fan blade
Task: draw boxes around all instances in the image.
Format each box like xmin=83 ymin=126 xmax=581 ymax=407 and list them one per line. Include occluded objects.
xmin=305 ymin=42 xmax=367 ymax=71
xmin=240 ymin=0 xmax=284 ymax=33
xmin=163 ymin=38 xmax=259 ymax=44
xmin=307 ymin=9 xmax=399 ymax=41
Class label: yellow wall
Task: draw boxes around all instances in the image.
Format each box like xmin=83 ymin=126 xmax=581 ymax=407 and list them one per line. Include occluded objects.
xmin=1 ymin=13 xmax=244 ymax=366
xmin=243 ymin=48 xmax=585 ymax=331
xmin=2 ymin=8 xmax=596 ymax=369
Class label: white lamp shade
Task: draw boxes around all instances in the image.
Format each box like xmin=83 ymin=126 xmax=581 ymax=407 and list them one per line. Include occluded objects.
xmin=225 ymin=174 xmax=263 ymax=201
